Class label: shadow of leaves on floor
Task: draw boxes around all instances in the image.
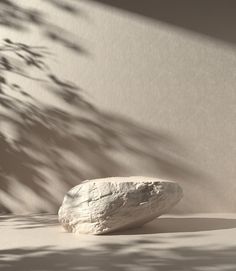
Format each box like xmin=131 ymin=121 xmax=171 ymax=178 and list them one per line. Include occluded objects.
xmin=0 ymin=244 xmax=236 ymax=271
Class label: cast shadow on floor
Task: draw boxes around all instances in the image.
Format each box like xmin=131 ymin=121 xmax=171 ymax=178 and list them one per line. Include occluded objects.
xmin=108 ymin=217 xmax=236 ymax=235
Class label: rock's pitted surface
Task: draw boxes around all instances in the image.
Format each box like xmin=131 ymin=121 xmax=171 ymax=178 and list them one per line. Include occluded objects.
xmin=58 ymin=176 xmax=183 ymax=234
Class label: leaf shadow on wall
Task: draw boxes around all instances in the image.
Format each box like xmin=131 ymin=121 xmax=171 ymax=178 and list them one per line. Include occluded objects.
xmin=0 ymin=39 xmax=210 ymax=213
xmin=0 ymin=0 xmax=87 ymax=54
xmin=0 ymin=0 xmax=221 ymax=213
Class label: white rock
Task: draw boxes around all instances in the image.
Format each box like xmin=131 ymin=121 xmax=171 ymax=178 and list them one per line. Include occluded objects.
xmin=58 ymin=176 xmax=183 ymax=234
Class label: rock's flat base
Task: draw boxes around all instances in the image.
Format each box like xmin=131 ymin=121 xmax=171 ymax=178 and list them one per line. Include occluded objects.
xmin=58 ymin=176 xmax=183 ymax=234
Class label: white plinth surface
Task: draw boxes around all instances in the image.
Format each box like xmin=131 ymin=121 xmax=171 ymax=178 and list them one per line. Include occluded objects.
xmin=1 ymin=213 xmax=236 ymax=271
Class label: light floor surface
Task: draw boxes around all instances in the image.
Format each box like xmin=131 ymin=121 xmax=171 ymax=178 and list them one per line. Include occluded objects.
xmin=1 ymin=213 xmax=236 ymax=271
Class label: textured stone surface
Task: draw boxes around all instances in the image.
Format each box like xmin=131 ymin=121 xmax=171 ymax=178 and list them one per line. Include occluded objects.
xmin=58 ymin=176 xmax=183 ymax=234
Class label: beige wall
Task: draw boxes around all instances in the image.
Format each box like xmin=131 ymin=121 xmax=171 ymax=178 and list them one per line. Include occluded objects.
xmin=0 ymin=0 xmax=235 ymax=213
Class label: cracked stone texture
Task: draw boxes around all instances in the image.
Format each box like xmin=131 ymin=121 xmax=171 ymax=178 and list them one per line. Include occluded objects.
xmin=58 ymin=176 xmax=183 ymax=234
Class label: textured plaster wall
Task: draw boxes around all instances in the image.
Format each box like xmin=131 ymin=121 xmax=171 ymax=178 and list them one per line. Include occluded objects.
xmin=0 ymin=0 xmax=235 ymax=213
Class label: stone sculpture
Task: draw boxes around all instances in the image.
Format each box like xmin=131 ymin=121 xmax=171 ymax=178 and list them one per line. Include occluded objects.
xmin=58 ymin=176 xmax=183 ymax=234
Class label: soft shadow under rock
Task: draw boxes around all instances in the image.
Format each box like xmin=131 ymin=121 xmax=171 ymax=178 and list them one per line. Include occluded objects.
xmin=109 ymin=217 xmax=236 ymax=235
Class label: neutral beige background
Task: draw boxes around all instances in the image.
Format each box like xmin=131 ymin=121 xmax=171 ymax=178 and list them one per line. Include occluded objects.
xmin=0 ymin=0 xmax=235 ymax=213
